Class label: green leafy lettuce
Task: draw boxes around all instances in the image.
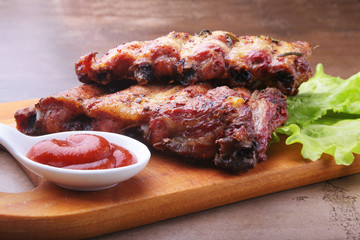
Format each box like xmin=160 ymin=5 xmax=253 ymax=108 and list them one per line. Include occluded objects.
xmin=275 ymin=64 xmax=360 ymax=165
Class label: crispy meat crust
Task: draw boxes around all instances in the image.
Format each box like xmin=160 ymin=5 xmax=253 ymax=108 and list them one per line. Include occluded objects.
xmin=75 ymin=30 xmax=312 ymax=95
xmin=15 ymin=84 xmax=106 ymax=135
xmin=15 ymin=83 xmax=288 ymax=171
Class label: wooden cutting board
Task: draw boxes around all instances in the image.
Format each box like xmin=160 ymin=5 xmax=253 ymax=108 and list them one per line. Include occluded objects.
xmin=1 ymin=99 xmax=360 ymax=240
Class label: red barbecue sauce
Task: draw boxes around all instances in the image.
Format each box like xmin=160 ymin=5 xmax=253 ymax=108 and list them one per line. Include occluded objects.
xmin=26 ymin=134 xmax=137 ymax=170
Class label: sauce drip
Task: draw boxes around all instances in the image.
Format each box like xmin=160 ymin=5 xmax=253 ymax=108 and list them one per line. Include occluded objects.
xmin=27 ymin=134 xmax=136 ymax=170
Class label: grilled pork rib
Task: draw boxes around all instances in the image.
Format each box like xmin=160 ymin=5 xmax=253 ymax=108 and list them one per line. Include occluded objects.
xmin=75 ymin=30 xmax=311 ymax=95
xmin=15 ymin=83 xmax=288 ymax=171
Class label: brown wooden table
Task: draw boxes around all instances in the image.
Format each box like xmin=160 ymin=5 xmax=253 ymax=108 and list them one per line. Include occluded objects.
xmin=1 ymin=0 xmax=360 ymax=239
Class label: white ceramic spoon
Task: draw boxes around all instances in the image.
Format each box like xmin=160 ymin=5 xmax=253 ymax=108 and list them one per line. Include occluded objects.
xmin=0 ymin=123 xmax=151 ymax=191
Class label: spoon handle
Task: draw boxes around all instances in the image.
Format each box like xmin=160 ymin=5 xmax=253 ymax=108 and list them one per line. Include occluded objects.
xmin=0 ymin=123 xmax=29 ymax=153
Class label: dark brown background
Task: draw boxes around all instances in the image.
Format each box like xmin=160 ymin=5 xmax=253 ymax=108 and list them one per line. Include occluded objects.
xmin=1 ymin=0 xmax=360 ymax=239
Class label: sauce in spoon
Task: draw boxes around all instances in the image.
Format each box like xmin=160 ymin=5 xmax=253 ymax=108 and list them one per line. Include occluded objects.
xmin=0 ymin=123 xmax=150 ymax=191
xmin=27 ymin=134 xmax=137 ymax=170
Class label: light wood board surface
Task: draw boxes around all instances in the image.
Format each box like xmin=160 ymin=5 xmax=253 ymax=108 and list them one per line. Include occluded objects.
xmin=0 ymin=99 xmax=359 ymax=240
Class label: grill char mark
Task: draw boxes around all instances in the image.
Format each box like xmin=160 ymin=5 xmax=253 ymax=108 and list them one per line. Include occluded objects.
xmin=75 ymin=31 xmax=312 ymax=96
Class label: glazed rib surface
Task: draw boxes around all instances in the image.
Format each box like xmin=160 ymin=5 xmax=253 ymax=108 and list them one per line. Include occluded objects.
xmin=15 ymin=83 xmax=288 ymax=171
xmin=75 ymin=30 xmax=312 ymax=95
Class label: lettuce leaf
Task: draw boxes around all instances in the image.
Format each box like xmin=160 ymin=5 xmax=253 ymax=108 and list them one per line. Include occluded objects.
xmin=276 ymin=64 xmax=360 ymax=165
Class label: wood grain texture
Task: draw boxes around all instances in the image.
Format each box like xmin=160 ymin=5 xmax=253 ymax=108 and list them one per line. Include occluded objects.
xmin=0 ymin=100 xmax=360 ymax=239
